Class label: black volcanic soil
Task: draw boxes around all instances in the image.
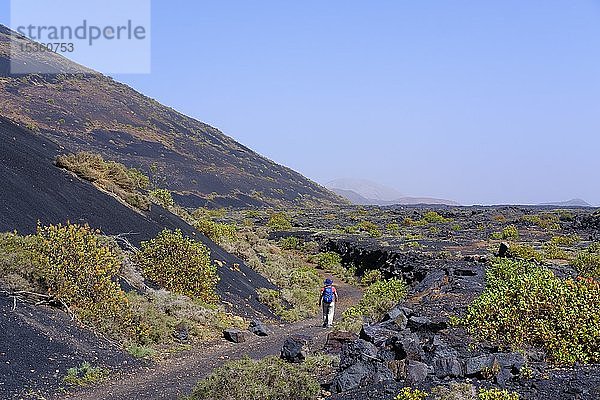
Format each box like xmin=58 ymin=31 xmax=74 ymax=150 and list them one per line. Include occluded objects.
xmin=0 ymin=117 xmax=280 ymax=398
xmin=0 ymin=296 xmax=137 ymax=399
xmin=0 ymin=116 xmax=275 ymax=317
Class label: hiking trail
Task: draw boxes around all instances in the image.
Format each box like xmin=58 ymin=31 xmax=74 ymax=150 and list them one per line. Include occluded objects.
xmin=58 ymin=278 xmax=363 ymax=400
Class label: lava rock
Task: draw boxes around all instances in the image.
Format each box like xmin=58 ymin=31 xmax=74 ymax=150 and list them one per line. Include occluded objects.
xmin=281 ymin=335 xmax=310 ymax=363
xmin=433 ymin=347 xmax=464 ymax=378
xmin=325 ymin=331 xmax=359 ymax=354
xmin=223 ymin=329 xmax=246 ymax=343
xmin=406 ymin=360 xmax=429 ymax=385
xmin=498 ymin=242 xmax=510 ymax=257
xmin=172 ymin=322 xmax=189 ymax=343
xmin=393 ymin=332 xmax=423 ymax=361
xmin=360 ymin=324 xmax=398 ymax=347
xmin=465 ymin=355 xmax=492 ymax=376
xmin=248 ymin=319 xmax=270 ymax=336
xmin=333 ymin=339 xmax=394 ymax=393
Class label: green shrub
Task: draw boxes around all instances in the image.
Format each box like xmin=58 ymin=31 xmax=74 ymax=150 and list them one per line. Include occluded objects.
xmin=422 ymin=211 xmax=452 ymax=224
xmin=338 ymin=278 xmax=406 ymax=332
xmin=549 ymin=234 xmax=581 ymax=246
xmin=501 ymin=225 xmax=519 ymax=240
xmin=32 ymin=223 xmax=136 ymax=340
xmin=357 ymin=221 xmax=382 ymax=237
xmin=63 ymin=362 xmax=109 ymax=387
xmin=461 ymin=258 xmax=600 ymax=365
xmin=279 ymin=236 xmax=302 ymax=250
xmin=0 ymin=232 xmax=39 ymax=292
xmin=257 ymin=265 xmax=322 ymax=322
xmin=137 ymin=229 xmax=218 ymax=302
xmin=361 ymin=269 xmax=383 ymax=286
xmin=149 ymin=188 xmax=175 ymax=208
xmin=395 ymin=388 xmax=428 ymax=400
xmin=508 ymin=243 xmax=543 ymax=262
xmin=386 ymin=223 xmax=400 ymax=233
xmin=189 ymin=356 xmax=320 ymax=400
xmin=194 ymin=219 xmax=237 ymax=244
xmin=542 ymin=243 xmax=572 ymax=261
xmin=267 ymin=212 xmax=293 ymax=230
xmin=315 ymin=252 xmax=342 ymax=269
xmin=572 ymin=242 xmax=600 ymax=278
xmin=126 ymin=344 xmax=156 ymax=359
xmin=521 ymin=213 xmax=560 ymax=230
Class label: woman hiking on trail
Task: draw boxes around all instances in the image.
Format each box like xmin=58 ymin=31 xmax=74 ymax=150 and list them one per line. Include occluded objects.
xmin=319 ymin=278 xmax=338 ymax=328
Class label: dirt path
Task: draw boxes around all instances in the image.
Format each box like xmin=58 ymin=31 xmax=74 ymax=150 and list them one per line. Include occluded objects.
xmin=59 ymin=279 xmax=362 ymax=400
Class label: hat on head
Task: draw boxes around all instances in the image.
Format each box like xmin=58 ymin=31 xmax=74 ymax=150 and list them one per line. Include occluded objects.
xmin=324 ymin=278 xmax=333 ymax=285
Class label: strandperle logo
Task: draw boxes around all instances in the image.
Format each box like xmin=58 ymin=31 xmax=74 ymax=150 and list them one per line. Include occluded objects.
xmin=15 ymin=20 xmax=148 ymax=46
xmin=10 ymin=0 xmax=151 ymax=74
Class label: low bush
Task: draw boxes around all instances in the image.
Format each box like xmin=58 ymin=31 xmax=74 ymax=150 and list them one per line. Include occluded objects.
xmin=31 ymin=223 xmax=136 ymax=340
xmin=338 ymin=278 xmax=406 ymax=332
xmin=149 ymin=188 xmax=175 ymax=208
xmin=501 ymin=225 xmax=519 ymax=240
xmin=508 ymin=243 xmax=543 ymax=262
xmin=478 ymin=388 xmax=519 ymax=400
xmin=267 ymin=212 xmax=292 ymax=230
xmin=572 ymin=242 xmax=600 ymax=278
xmin=521 ymin=213 xmax=560 ymax=230
xmin=397 ymin=385 xmax=520 ymax=400
xmin=188 ymin=356 xmax=321 ymax=400
xmin=422 ymin=211 xmax=452 ymax=224
xmin=56 ymin=152 xmax=151 ymax=210
xmin=222 ymin=228 xmax=322 ymax=322
xmin=315 ymin=252 xmax=342 ymax=269
xmin=137 ymin=229 xmax=218 ymax=302
xmin=386 ymin=223 xmax=400 ymax=233
xmin=193 ymin=218 xmax=237 ymax=245
xmin=257 ymin=265 xmax=322 ymax=322
xmin=356 ymin=221 xmax=382 ymax=237
xmin=461 ymin=258 xmax=600 ymax=365
xmin=63 ymin=362 xmax=109 ymax=387
xmin=279 ymin=236 xmax=302 ymax=250
xmin=361 ymin=269 xmax=383 ymax=286
xmin=395 ymin=388 xmax=428 ymax=400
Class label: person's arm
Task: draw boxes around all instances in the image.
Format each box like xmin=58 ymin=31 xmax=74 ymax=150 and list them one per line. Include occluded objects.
xmin=318 ymin=288 xmax=323 ymax=306
xmin=334 ymin=287 xmax=339 ymax=302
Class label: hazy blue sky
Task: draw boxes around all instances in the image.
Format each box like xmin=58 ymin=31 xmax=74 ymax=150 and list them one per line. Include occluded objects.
xmin=3 ymin=1 xmax=600 ymax=205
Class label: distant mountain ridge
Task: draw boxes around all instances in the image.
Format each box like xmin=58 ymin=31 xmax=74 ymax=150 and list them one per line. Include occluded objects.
xmin=326 ymin=178 xmax=460 ymax=206
xmin=539 ymin=199 xmax=592 ymax=207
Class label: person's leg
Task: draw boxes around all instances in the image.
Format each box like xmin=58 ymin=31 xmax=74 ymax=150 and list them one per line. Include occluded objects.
xmin=327 ymin=302 xmax=335 ymax=327
xmin=322 ymin=303 xmax=328 ymax=327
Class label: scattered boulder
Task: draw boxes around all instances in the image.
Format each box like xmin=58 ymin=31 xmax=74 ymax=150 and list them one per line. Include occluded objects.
xmin=433 ymin=347 xmax=463 ymax=378
xmin=465 ymin=354 xmax=492 ymax=376
xmin=333 ymin=339 xmax=394 ymax=393
xmin=325 ymin=331 xmax=358 ymax=354
xmin=248 ymin=319 xmax=270 ymax=336
xmin=280 ymin=335 xmax=310 ymax=363
xmin=406 ymin=360 xmax=429 ymax=385
xmin=173 ymin=322 xmax=189 ymax=343
xmin=223 ymin=329 xmax=246 ymax=343
xmin=498 ymin=242 xmax=510 ymax=257
xmin=393 ymin=332 xmax=423 ymax=361
xmin=360 ymin=324 xmax=398 ymax=347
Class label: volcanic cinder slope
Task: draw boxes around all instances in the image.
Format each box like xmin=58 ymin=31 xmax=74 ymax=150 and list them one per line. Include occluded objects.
xmin=0 ymin=116 xmax=275 ymax=316
xmin=0 ymin=25 xmax=344 ymax=209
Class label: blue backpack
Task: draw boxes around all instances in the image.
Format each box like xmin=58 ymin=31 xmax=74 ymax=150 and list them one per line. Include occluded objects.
xmin=323 ymin=286 xmax=335 ymax=303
